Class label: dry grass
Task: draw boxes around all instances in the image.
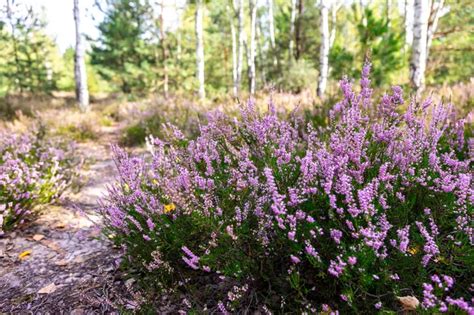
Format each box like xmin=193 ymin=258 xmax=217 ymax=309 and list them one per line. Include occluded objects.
xmin=1 ymin=80 xmax=471 ymax=144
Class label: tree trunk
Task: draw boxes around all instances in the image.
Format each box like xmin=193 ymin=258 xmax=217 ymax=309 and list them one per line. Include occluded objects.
xmin=386 ymin=0 xmax=392 ymax=27
xmin=175 ymin=0 xmax=182 ymax=61
xmin=228 ymin=4 xmax=238 ymax=97
xmin=195 ymin=0 xmax=205 ymax=99
xmin=295 ymin=0 xmax=304 ymax=60
xmin=257 ymin=18 xmax=267 ymax=85
xmin=159 ymin=0 xmax=168 ymax=98
xmin=248 ymin=0 xmax=257 ymax=94
xmin=73 ymin=0 xmax=89 ymax=112
xmin=404 ymin=0 xmax=414 ymax=49
xmin=289 ymin=0 xmax=297 ymax=60
xmin=267 ymin=0 xmax=277 ymax=66
xmin=317 ymin=0 xmax=330 ymax=98
xmin=410 ymin=0 xmax=429 ymax=91
xmin=6 ymin=0 xmax=23 ymax=93
xmin=329 ymin=1 xmax=338 ymax=47
xmin=236 ymin=0 xmax=245 ymax=94
xmin=426 ymin=0 xmax=448 ymax=60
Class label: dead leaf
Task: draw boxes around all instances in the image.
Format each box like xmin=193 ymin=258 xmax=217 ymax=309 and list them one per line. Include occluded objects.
xmin=73 ymin=256 xmax=85 ymax=264
xmin=54 ymin=259 xmax=68 ymax=266
xmin=32 ymin=234 xmax=45 ymax=241
xmin=397 ymin=296 xmax=420 ymax=311
xmin=54 ymin=222 xmax=67 ymax=229
xmin=18 ymin=250 xmax=32 ymax=260
xmin=38 ymin=283 xmax=57 ymax=294
xmin=40 ymin=240 xmax=63 ymax=253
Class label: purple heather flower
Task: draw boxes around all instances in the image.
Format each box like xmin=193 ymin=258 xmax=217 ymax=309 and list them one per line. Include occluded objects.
xmin=347 ymin=256 xmax=357 ymax=265
xmin=290 ymin=255 xmax=301 ymax=264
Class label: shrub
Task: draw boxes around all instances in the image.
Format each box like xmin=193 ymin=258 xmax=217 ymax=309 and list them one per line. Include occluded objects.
xmin=0 ymin=126 xmax=78 ymax=234
xmin=277 ymin=59 xmax=318 ymax=93
xmin=100 ymin=64 xmax=473 ymax=313
xmin=120 ymin=100 xmax=202 ymax=146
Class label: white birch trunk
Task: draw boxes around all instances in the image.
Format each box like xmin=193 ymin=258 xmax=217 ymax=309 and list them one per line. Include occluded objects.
xmin=329 ymin=1 xmax=339 ymax=47
xmin=410 ymin=0 xmax=429 ymax=91
xmin=248 ymin=0 xmax=257 ymax=94
xmin=257 ymin=19 xmax=267 ymax=84
xmin=73 ymin=0 xmax=89 ymax=111
xmin=228 ymin=5 xmax=238 ymax=97
xmin=195 ymin=0 xmax=205 ymax=99
xmin=404 ymin=0 xmax=414 ymax=48
xmin=175 ymin=0 xmax=182 ymax=61
xmin=159 ymin=0 xmax=168 ymax=98
xmin=289 ymin=0 xmax=297 ymax=59
xmin=317 ymin=0 xmax=330 ymax=98
xmin=267 ymin=0 xmax=277 ymax=66
xmin=236 ymin=0 xmax=245 ymax=94
xmin=426 ymin=0 xmax=448 ymax=59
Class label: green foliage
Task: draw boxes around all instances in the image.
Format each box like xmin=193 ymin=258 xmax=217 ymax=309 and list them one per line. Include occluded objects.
xmin=91 ymin=0 xmax=157 ymax=94
xmin=100 ymin=73 xmax=473 ymax=312
xmin=427 ymin=0 xmax=474 ymax=85
xmin=0 ymin=2 xmax=60 ymax=93
xmin=277 ymin=59 xmax=317 ymax=93
xmin=0 ymin=126 xmax=78 ymax=233
xmin=330 ymin=5 xmax=404 ymax=86
xmin=56 ymin=47 xmax=112 ymax=94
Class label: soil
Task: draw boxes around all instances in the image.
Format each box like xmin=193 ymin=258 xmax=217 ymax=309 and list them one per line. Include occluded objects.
xmin=0 ymin=124 xmax=137 ymax=313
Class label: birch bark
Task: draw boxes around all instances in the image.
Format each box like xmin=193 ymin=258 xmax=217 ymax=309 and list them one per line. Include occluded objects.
xmin=236 ymin=0 xmax=245 ymax=94
xmin=228 ymin=4 xmax=238 ymax=97
xmin=74 ymin=0 xmax=89 ymax=111
xmin=404 ymin=0 xmax=414 ymax=48
xmin=195 ymin=0 xmax=205 ymax=99
xmin=248 ymin=0 xmax=257 ymax=94
xmin=267 ymin=0 xmax=277 ymax=66
xmin=410 ymin=0 xmax=429 ymax=91
xmin=317 ymin=0 xmax=330 ymax=98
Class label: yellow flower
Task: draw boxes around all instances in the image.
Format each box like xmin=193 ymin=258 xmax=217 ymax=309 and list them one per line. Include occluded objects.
xmin=18 ymin=250 xmax=32 ymax=260
xmin=164 ymin=203 xmax=176 ymax=213
xmin=408 ymin=246 xmax=419 ymax=255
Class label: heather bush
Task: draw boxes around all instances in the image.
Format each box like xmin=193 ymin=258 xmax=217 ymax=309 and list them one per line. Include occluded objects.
xmin=100 ymin=64 xmax=473 ymax=313
xmin=0 ymin=127 xmax=77 ymax=233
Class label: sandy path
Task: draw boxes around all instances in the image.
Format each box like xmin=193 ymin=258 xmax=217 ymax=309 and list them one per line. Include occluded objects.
xmin=0 ymin=124 xmax=133 ymax=313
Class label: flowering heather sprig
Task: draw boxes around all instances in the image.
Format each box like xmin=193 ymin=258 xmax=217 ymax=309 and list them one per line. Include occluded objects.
xmin=0 ymin=128 xmax=77 ymax=233
xmin=181 ymin=246 xmax=200 ymax=270
xmin=100 ymin=63 xmax=473 ymax=313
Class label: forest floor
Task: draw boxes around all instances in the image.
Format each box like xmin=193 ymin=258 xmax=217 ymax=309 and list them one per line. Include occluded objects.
xmin=0 ymin=123 xmax=137 ymax=313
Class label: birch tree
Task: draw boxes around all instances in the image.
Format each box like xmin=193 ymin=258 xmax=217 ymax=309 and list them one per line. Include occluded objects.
xmin=426 ymin=0 xmax=449 ymax=59
xmin=73 ymin=0 xmax=89 ymax=112
xmin=329 ymin=1 xmax=340 ymax=48
xmin=195 ymin=0 xmax=205 ymax=99
xmin=410 ymin=0 xmax=448 ymax=91
xmin=289 ymin=0 xmax=297 ymax=59
xmin=267 ymin=0 xmax=277 ymax=66
xmin=157 ymin=0 xmax=169 ymax=98
xmin=236 ymin=0 xmax=245 ymax=94
xmin=227 ymin=4 xmax=238 ymax=97
xmin=317 ymin=0 xmax=330 ymax=98
xmin=175 ymin=0 xmax=182 ymax=61
xmin=248 ymin=0 xmax=257 ymax=94
xmin=404 ymin=0 xmax=414 ymax=49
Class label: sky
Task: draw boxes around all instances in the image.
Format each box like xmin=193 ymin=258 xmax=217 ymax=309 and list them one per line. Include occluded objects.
xmin=25 ymin=0 xmax=101 ymax=52
xmin=17 ymin=0 xmax=391 ymax=53
xmin=21 ymin=0 xmax=185 ymax=53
